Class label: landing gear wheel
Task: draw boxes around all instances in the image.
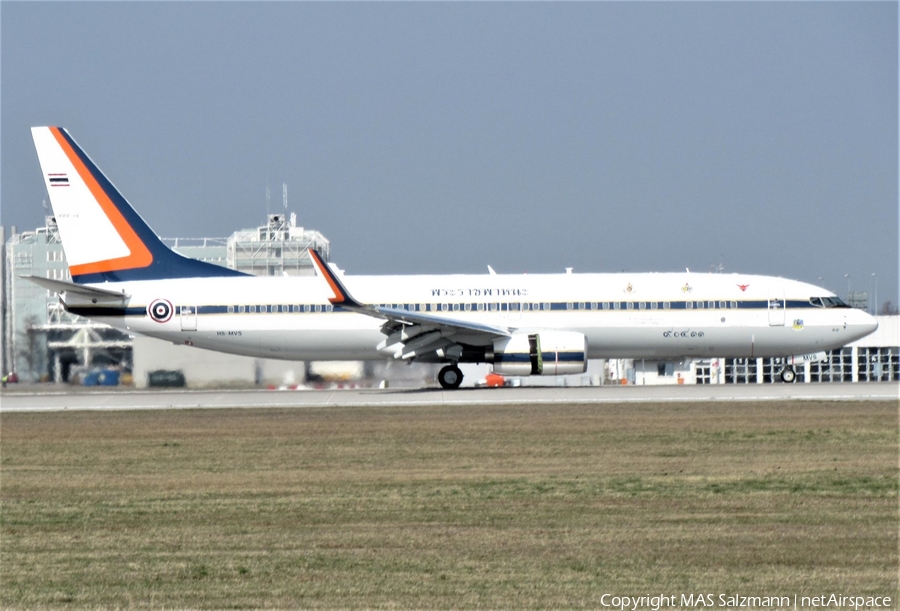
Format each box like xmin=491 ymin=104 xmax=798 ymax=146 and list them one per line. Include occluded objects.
xmin=780 ymin=366 xmax=796 ymax=384
xmin=438 ymin=365 xmax=464 ymax=390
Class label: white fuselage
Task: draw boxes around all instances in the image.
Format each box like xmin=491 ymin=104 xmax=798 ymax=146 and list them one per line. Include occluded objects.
xmin=66 ymin=271 xmax=878 ymax=363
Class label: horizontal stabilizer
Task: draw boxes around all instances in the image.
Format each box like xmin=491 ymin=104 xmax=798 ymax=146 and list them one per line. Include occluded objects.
xmin=21 ymin=275 xmax=130 ymax=299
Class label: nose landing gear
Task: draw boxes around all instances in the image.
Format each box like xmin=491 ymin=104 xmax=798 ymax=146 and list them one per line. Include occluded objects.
xmin=780 ymin=366 xmax=796 ymax=383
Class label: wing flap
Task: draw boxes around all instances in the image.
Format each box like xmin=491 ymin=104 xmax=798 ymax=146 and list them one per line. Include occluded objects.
xmin=368 ymin=305 xmax=510 ymax=338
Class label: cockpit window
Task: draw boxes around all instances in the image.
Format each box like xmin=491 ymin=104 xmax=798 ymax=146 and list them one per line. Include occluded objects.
xmin=811 ymin=296 xmax=850 ymax=308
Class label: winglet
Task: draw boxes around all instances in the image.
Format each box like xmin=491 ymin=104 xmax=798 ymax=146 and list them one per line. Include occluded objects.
xmin=307 ymin=249 xmax=363 ymax=308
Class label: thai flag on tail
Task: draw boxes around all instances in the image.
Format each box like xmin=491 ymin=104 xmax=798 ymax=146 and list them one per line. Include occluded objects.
xmin=48 ymin=173 xmax=69 ymax=187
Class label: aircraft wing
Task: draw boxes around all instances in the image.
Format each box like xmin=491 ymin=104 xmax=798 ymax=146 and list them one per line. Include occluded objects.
xmin=308 ymin=250 xmax=510 ymax=360
xmin=364 ymin=304 xmax=511 ymax=337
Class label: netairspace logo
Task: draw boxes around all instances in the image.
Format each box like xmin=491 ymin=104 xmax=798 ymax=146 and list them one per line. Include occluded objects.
xmin=598 ymin=593 xmax=893 ymax=610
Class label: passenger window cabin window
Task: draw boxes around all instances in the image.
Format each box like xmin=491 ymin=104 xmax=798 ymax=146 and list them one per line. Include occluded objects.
xmin=227 ymin=305 xmax=234 ymax=313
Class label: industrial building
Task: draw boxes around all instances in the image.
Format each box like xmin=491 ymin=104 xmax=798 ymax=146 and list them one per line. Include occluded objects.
xmin=2 ymin=214 xmax=897 ymax=388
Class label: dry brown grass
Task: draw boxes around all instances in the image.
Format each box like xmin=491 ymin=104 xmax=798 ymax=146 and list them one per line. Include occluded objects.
xmin=1 ymin=401 xmax=897 ymax=609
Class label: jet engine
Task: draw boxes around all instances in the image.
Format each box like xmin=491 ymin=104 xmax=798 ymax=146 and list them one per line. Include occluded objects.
xmin=491 ymin=331 xmax=587 ymax=376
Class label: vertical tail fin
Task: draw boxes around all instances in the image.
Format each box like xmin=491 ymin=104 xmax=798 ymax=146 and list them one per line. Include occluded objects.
xmin=31 ymin=127 xmax=246 ymax=283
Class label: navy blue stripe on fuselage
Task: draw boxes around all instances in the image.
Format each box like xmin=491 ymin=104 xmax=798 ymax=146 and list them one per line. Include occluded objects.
xmin=67 ymin=306 xmax=147 ymax=317
xmin=57 ymin=129 xmax=249 ymax=284
xmin=67 ymin=299 xmax=834 ymax=319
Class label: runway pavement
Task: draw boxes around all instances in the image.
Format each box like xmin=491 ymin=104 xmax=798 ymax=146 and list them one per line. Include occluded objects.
xmin=1 ymin=382 xmax=897 ymax=412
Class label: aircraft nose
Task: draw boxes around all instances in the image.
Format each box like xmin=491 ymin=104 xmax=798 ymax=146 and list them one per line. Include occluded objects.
xmin=853 ymin=310 xmax=879 ymax=337
xmin=865 ymin=313 xmax=879 ymax=334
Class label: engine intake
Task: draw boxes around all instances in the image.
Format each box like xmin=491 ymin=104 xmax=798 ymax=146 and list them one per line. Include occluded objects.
xmin=492 ymin=331 xmax=587 ymax=376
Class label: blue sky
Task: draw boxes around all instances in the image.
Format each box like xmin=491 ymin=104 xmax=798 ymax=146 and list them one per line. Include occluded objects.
xmin=2 ymin=2 xmax=896 ymax=307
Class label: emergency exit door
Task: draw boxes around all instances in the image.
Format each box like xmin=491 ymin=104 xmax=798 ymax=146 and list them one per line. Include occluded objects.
xmin=767 ymin=290 xmax=785 ymax=326
xmin=180 ymin=305 xmax=197 ymax=331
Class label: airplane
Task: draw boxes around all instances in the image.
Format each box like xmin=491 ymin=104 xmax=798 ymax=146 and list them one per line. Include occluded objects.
xmin=26 ymin=126 xmax=878 ymax=389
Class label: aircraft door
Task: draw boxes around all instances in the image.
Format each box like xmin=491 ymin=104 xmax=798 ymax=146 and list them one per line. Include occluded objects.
xmin=180 ymin=305 xmax=198 ymax=331
xmin=767 ymin=290 xmax=785 ymax=326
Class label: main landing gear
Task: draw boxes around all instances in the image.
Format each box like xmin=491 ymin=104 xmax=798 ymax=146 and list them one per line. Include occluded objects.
xmin=780 ymin=366 xmax=796 ymax=384
xmin=438 ymin=364 xmax=464 ymax=390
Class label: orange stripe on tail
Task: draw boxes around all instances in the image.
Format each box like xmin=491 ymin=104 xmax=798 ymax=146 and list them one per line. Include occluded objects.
xmin=308 ymin=249 xmax=350 ymax=305
xmin=50 ymin=127 xmax=153 ymax=275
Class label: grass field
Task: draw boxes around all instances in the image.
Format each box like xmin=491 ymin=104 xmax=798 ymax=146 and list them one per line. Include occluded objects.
xmin=1 ymin=401 xmax=897 ymax=609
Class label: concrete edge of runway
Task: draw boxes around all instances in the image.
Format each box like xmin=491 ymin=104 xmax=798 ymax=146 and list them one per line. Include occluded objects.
xmin=1 ymin=382 xmax=897 ymax=413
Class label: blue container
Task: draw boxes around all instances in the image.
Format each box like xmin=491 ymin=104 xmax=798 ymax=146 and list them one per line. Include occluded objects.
xmin=98 ymin=369 xmax=120 ymax=386
xmin=82 ymin=370 xmax=100 ymax=386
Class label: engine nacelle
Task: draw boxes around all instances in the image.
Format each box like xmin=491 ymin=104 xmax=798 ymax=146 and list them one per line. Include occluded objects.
xmin=492 ymin=331 xmax=587 ymax=376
